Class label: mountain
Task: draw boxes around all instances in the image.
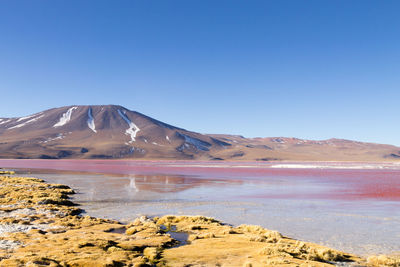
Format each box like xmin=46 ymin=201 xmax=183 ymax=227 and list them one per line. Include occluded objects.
xmin=0 ymin=105 xmax=399 ymax=161
xmin=208 ymin=135 xmax=400 ymax=162
xmin=0 ymin=105 xmax=230 ymax=160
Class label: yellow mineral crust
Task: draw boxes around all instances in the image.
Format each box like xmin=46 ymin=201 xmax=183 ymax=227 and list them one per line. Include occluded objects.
xmin=0 ymin=174 xmax=394 ymax=266
xmin=367 ymin=253 xmax=400 ymax=267
xmin=156 ymin=215 xmax=360 ymax=267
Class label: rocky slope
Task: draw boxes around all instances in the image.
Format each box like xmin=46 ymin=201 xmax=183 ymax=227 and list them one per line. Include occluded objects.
xmin=209 ymin=135 xmax=400 ymax=162
xmin=0 ymin=105 xmax=399 ymax=161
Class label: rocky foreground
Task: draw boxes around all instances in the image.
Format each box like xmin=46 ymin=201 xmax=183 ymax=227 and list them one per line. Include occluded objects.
xmin=0 ymin=172 xmax=399 ymax=267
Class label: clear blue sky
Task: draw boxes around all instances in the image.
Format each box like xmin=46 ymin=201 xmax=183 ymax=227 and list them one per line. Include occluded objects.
xmin=1 ymin=1 xmax=399 ymax=145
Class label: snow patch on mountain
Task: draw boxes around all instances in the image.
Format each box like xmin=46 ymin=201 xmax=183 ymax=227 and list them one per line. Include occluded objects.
xmin=118 ymin=109 xmax=140 ymax=143
xmin=40 ymin=133 xmax=66 ymax=143
xmin=271 ymin=138 xmax=285 ymax=143
xmin=54 ymin=107 xmax=77 ymax=127
xmin=17 ymin=114 xmax=38 ymax=122
xmin=87 ymin=108 xmax=97 ymax=133
xmin=9 ymin=115 xmax=44 ymax=129
xmin=0 ymin=119 xmax=11 ymax=125
xmin=176 ymin=132 xmax=211 ymax=151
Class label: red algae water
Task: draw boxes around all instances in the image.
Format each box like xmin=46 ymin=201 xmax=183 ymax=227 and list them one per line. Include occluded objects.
xmin=1 ymin=159 xmax=400 ymax=256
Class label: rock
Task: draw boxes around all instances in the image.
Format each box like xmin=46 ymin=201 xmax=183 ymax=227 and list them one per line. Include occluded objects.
xmin=143 ymin=247 xmax=159 ymax=262
xmin=125 ymin=227 xmax=138 ymax=235
xmin=367 ymin=254 xmax=400 ymax=266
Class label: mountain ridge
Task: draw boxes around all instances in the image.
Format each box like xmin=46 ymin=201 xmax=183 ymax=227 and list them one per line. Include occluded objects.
xmin=0 ymin=105 xmax=399 ymax=161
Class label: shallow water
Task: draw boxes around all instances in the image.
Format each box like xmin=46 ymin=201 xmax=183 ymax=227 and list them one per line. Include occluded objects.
xmin=1 ymin=159 xmax=400 ymax=256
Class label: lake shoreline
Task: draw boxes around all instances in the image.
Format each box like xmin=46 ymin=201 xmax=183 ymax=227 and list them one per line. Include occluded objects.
xmin=0 ymin=160 xmax=398 ymax=266
xmin=0 ymin=170 xmax=374 ymax=266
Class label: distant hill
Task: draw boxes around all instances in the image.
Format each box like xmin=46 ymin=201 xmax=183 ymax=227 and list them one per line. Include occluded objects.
xmin=0 ymin=105 xmax=398 ymax=161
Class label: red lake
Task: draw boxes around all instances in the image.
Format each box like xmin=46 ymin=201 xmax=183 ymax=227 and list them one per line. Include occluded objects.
xmin=1 ymin=159 xmax=400 ymax=256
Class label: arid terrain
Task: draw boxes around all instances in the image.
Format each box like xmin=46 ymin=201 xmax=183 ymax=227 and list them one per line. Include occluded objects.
xmin=0 ymin=105 xmax=399 ymax=161
xmin=3 ymin=170 xmax=400 ymax=266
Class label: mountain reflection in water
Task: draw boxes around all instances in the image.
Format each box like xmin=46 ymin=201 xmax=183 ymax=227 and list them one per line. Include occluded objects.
xmin=124 ymin=174 xmax=242 ymax=193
